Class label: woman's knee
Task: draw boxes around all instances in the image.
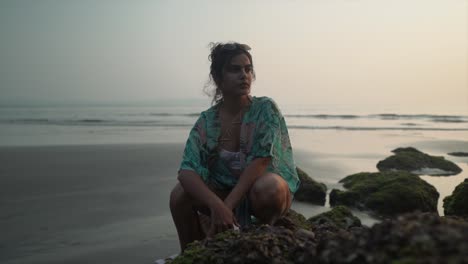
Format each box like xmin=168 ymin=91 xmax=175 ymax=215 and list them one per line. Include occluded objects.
xmin=170 ymin=183 xmax=190 ymax=211
xmin=249 ymin=173 xmax=290 ymax=212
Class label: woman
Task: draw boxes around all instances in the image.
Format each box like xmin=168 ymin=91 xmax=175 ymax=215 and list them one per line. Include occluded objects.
xmin=170 ymin=42 xmax=300 ymax=251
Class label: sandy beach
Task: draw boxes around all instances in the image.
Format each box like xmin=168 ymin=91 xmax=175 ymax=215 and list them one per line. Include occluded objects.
xmin=0 ymin=144 xmax=183 ymax=264
xmin=0 ymin=129 xmax=467 ymax=264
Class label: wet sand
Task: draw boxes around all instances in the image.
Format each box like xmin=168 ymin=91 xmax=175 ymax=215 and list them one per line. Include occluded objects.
xmin=0 ymin=144 xmax=183 ymax=264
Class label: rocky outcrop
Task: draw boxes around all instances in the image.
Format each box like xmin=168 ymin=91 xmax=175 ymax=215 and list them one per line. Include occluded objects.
xmin=171 ymin=207 xmax=359 ymax=264
xmin=313 ymin=213 xmax=468 ymax=264
xmin=308 ymin=205 xmax=361 ymax=229
xmin=171 ymin=223 xmax=315 ymax=264
xmin=377 ymin=147 xmax=462 ymax=175
xmin=448 ymin=152 xmax=468 ymax=157
xmin=444 ymin=179 xmax=468 ymax=217
xmin=294 ymin=167 xmax=327 ymax=205
xmin=329 ymin=171 xmax=439 ymax=216
xmin=171 ymin=211 xmax=468 ymax=264
xmin=274 ymin=209 xmax=313 ymax=231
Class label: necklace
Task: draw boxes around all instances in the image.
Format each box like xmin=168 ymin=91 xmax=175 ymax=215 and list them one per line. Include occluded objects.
xmin=217 ymin=96 xmax=252 ymax=148
xmin=218 ymin=108 xmax=243 ymax=146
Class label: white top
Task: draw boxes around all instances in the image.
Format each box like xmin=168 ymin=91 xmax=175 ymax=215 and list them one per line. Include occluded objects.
xmin=219 ymin=148 xmax=242 ymax=175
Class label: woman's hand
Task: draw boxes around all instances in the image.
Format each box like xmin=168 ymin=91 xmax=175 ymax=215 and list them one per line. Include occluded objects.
xmin=224 ymin=157 xmax=271 ymax=212
xmin=207 ymin=201 xmax=239 ymax=237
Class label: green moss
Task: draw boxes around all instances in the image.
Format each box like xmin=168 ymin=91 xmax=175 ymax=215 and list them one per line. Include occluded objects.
xmin=171 ymin=230 xmax=242 ymax=264
xmin=308 ymin=206 xmax=361 ymax=229
xmin=330 ymin=171 xmax=439 ymax=216
xmin=377 ymin=147 xmax=462 ymax=175
xmin=172 ymin=225 xmax=300 ymax=264
xmin=170 ymin=212 xmax=468 ymax=264
xmin=448 ymin=152 xmax=468 ymax=157
xmin=295 ymin=167 xmax=327 ymax=205
xmin=171 ymin=240 xmax=213 ymax=264
xmin=281 ymin=209 xmax=313 ymax=230
xmin=443 ymin=179 xmax=468 ymax=217
xmin=213 ymin=229 xmax=239 ymax=240
xmin=391 ymin=258 xmax=420 ymax=264
xmin=329 ymin=189 xmax=361 ymax=207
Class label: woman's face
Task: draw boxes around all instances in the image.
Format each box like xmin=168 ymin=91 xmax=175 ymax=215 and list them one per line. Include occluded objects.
xmin=220 ymin=53 xmax=253 ymax=97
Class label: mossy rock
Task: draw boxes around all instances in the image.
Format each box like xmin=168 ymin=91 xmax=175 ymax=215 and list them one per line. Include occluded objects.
xmin=171 ymin=230 xmax=238 ymax=264
xmin=315 ymin=212 xmax=468 ymax=264
xmin=295 ymin=167 xmax=327 ymax=205
xmin=329 ymin=171 xmax=439 ymax=217
xmin=308 ymin=206 xmax=361 ymax=229
xmin=274 ymin=209 xmax=313 ymax=231
xmin=448 ymin=152 xmax=468 ymax=157
xmin=329 ymin=190 xmax=361 ymax=208
xmin=172 ymin=210 xmax=314 ymax=264
xmin=172 ymin=225 xmax=314 ymax=264
xmin=170 ymin=239 xmax=214 ymax=264
xmin=443 ymin=179 xmax=468 ymax=217
xmin=377 ymin=147 xmax=462 ymax=176
xmin=171 ymin=212 xmax=468 ymax=264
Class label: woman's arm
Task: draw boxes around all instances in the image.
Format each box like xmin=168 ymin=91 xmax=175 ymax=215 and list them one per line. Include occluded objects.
xmin=178 ymin=169 xmax=224 ymax=210
xmin=178 ymin=169 xmax=238 ymax=235
xmin=224 ymin=157 xmax=271 ymax=210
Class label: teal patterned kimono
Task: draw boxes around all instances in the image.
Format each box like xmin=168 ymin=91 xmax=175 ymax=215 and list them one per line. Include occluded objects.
xmin=179 ymin=96 xmax=300 ymax=194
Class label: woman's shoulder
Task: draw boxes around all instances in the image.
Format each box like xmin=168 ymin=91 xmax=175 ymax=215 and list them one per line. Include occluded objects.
xmin=197 ymin=103 xmax=219 ymax=120
xmin=252 ymin=96 xmax=275 ymax=105
xmin=251 ymin=96 xmax=280 ymax=114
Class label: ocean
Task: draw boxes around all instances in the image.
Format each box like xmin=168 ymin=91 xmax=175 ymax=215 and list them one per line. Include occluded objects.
xmin=1 ymin=101 xmax=467 ymax=146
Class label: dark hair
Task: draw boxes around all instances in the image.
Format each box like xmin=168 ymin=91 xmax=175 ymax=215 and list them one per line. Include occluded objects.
xmin=205 ymin=42 xmax=256 ymax=105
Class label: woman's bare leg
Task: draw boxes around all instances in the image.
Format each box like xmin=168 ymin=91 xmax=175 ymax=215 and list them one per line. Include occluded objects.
xmin=249 ymin=173 xmax=292 ymax=225
xmin=170 ymin=183 xmax=229 ymax=251
xmin=170 ymin=174 xmax=291 ymax=250
xmin=169 ymin=183 xmax=205 ymax=251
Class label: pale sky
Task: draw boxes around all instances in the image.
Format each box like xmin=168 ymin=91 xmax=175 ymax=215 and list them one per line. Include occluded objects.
xmin=0 ymin=0 xmax=467 ymax=113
